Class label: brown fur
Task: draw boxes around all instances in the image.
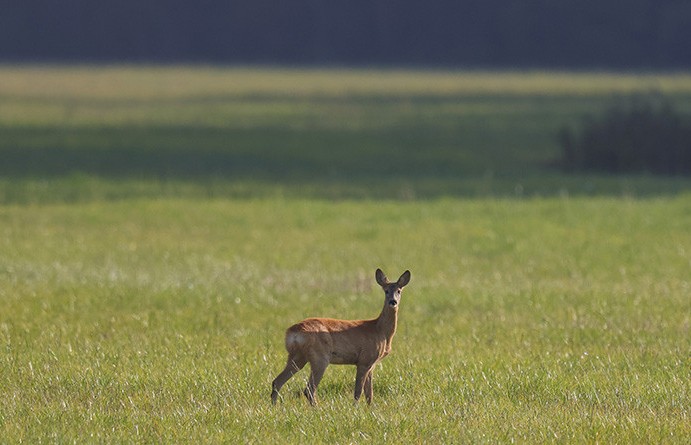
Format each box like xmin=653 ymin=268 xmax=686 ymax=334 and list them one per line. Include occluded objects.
xmin=271 ymin=269 xmax=411 ymax=405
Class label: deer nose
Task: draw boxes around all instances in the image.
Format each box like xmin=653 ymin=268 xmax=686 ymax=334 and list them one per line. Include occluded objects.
xmin=388 ymin=299 xmax=398 ymax=306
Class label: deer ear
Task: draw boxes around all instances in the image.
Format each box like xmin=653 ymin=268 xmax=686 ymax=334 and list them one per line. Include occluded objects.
xmin=397 ymin=270 xmax=411 ymax=288
xmin=375 ymin=268 xmax=388 ymax=286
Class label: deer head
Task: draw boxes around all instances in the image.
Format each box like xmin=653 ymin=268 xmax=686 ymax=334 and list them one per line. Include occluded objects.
xmin=375 ymin=268 xmax=411 ymax=307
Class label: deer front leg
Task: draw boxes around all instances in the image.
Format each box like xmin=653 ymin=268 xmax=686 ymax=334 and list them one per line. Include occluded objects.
xmin=354 ymin=364 xmax=374 ymax=403
xmin=364 ymin=366 xmax=375 ymax=404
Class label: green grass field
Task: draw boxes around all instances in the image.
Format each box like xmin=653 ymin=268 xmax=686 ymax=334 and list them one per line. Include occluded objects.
xmin=2 ymin=67 xmax=691 ymax=201
xmin=0 ymin=67 xmax=689 ymax=443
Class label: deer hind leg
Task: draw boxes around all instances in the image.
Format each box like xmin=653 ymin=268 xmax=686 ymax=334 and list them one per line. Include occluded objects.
xmin=271 ymin=353 xmax=306 ymax=404
xmin=354 ymin=364 xmax=374 ymax=403
xmin=303 ymin=359 xmax=328 ymax=406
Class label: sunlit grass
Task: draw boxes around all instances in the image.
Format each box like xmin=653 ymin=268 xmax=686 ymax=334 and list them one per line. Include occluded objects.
xmin=3 ymin=66 xmax=691 ymax=100
xmin=0 ymin=67 xmax=689 ymax=441
xmin=0 ymin=197 xmax=689 ymax=442
xmin=2 ymin=67 xmax=691 ymax=128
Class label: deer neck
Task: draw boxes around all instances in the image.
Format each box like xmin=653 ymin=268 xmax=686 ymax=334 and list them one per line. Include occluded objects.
xmin=376 ymin=304 xmax=398 ymax=339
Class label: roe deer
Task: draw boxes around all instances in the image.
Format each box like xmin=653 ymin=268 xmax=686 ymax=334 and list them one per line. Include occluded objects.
xmin=271 ymin=268 xmax=411 ymax=405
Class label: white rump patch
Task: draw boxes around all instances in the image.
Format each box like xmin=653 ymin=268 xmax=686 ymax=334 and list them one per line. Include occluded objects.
xmin=286 ymin=331 xmax=305 ymax=349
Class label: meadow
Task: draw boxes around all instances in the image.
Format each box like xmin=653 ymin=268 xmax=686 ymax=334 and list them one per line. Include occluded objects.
xmin=2 ymin=67 xmax=691 ymax=201
xmin=0 ymin=67 xmax=689 ymax=443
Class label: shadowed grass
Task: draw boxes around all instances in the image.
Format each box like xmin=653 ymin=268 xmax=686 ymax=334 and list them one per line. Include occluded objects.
xmin=1 ymin=67 xmax=691 ymax=203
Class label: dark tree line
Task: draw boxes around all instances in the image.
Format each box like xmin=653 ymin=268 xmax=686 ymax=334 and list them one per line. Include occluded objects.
xmin=2 ymin=0 xmax=691 ymax=68
xmin=559 ymin=95 xmax=691 ymax=175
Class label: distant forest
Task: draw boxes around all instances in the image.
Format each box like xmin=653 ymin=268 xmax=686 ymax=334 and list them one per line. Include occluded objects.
xmin=2 ymin=0 xmax=690 ymax=68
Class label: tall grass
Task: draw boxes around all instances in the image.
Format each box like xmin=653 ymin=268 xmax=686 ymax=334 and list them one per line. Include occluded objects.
xmin=1 ymin=197 xmax=689 ymax=442
xmin=0 ymin=67 xmax=689 ymax=442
